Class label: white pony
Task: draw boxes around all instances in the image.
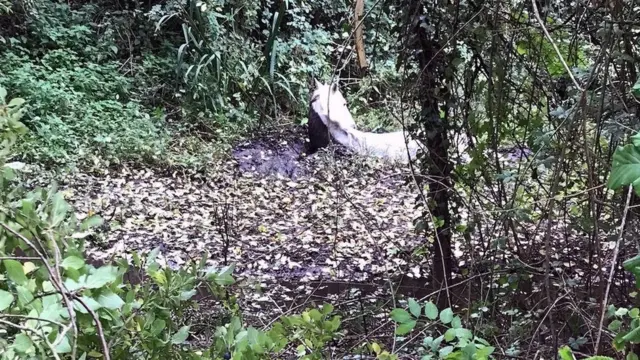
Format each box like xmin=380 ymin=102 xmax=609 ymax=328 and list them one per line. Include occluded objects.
xmin=310 ymin=79 xmax=420 ymax=163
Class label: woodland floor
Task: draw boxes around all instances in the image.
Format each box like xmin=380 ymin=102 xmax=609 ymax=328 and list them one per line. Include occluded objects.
xmin=21 ymin=126 xmax=639 ymax=358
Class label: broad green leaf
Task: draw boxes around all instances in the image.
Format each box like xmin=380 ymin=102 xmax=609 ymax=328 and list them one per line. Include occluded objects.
xmin=97 ymin=292 xmax=125 ymax=310
xmin=7 ymin=97 xmax=24 ymax=108
xmin=4 ymin=260 xmax=28 ymax=285
xmin=151 ymin=319 xmax=166 ymax=336
xmin=12 ymin=333 xmax=33 ymax=353
xmin=623 ymin=326 xmax=640 ymax=343
xmin=85 ymin=266 xmax=118 ymax=289
xmin=439 ymin=308 xmax=454 ymax=324
xmin=444 ymin=328 xmax=456 ymax=341
xmin=180 ymin=289 xmax=197 ymax=301
xmin=55 ymin=335 xmax=71 ymax=354
xmin=395 ymin=320 xmax=416 ymax=335
xmin=608 ymin=144 xmax=640 ymax=195
xmin=609 ymin=319 xmax=622 ymax=331
xmin=390 ymin=308 xmax=411 ymax=323
xmin=171 ymin=325 xmax=190 ymax=344
xmin=451 ymin=315 xmax=462 ymax=329
xmin=0 ymin=289 xmax=14 ymax=311
xmin=73 ymin=296 xmax=102 ymax=314
xmin=16 ymin=285 xmax=34 ymax=306
xmin=439 ymin=346 xmax=454 ymax=357
xmin=455 ymin=328 xmax=472 ymax=340
xmin=408 ymin=298 xmax=421 ymax=318
xmin=424 ymin=301 xmax=438 ymax=320
xmin=61 ymin=256 xmax=85 ymax=271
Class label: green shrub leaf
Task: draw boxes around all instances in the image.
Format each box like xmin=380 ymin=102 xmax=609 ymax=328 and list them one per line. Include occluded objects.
xmin=390 ymin=308 xmax=411 ymax=324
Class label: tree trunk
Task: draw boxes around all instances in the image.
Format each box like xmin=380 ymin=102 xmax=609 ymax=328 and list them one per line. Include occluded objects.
xmin=409 ymin=1 xmax=455 ymax=288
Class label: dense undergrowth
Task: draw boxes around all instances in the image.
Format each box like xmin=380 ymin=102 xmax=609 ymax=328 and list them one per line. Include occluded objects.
xmin=3 ymin=0 xmax=640 ymax=359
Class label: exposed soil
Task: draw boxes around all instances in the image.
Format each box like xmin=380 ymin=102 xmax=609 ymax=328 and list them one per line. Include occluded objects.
xmin=23 ymin=126 xmax=638 ymax=358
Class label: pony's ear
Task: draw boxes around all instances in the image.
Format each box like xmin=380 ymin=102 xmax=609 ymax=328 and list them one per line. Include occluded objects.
xmin=313 ymin=78 xmax=323 ymax=88
xmin=330 ymin=82 xmax=339 ymax=94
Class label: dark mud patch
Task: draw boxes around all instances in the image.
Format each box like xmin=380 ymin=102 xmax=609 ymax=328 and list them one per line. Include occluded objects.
xmin=231 ymin=126 xmax=351 ymax=179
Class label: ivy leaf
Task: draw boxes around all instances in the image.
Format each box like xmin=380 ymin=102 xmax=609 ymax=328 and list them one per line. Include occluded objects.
xmin=408 ymin=298 xmax=421 ymax=318
xmin=439 ymin=308 xmax=454 ymax=324
xmin=171 ymin=326 xmax=190 ymax=344
xmin=395 ymin=320 xmax=416 ymax=335
xmin=607 ymin=144 xmax=640 ymax=195
xmin=424 ymin=301 xmax=438 ymax=320
xmin=0 ymin=289 xmax=14 ymax=311
xmin=4 ymin=260 xmax=28 ymax=285
xmin=390 ymin=308 xmax=411 ymax=324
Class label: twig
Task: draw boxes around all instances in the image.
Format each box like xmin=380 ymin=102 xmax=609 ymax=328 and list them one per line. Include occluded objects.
xmin=595 ymin=186 xmax=633 ymax=353
xmin=73 ymin=295 xmax=111 ymax=360
xmin=531 ymin=0 xmax=584 ymax=91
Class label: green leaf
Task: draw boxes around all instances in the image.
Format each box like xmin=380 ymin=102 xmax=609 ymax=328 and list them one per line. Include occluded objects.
xmin=608 ymin=144 xmax=640 ymax=194
xmin=439 ymin=308 xmax=454 ymax=324
xmin=16 ymin=285 xmax=34 ymax=306
xmin=81 ymin=216 xmax=103 ymax=230
xmin=444 ymin=328 xmax=456 ymax=342
xmin=609 ymin=319 xmax=623 ymax=332
xmin=424 ymin=301 xmax=438 ymax=320
xmin=408 ymin=298 xmax=421 ymax=318
xmin=7 ymin=97 xmax=25 ymax=108
xmin=97 ymin=292 xmax=125 ymax=310
xmin=439 ymin=346 xmax=454 ymax=357
xmin=455 ymin=328 xmax=473 ymax=340
xmin=395 ymin=320 xmax=416 ymax=335
xmin=451 ymin=316 xmax=462 ymax=328
xmin=623 ymin=325 xmax=640 ymax=343
xmin=55 ymin=335 xmax=71 ymax=354
xmin=180 ymin=289 xmax=197 ymax=301
xmin=85 ymin=266 xmax=118 ymax=289
xmin=73 ymin=296 xmax=102 ymax=314
xmin=151 ymin=319 xmax=166 ymax=336
xmin=12 ymin=333 xmax=33 ymax=353
xmin=0 ymin=289 xmax=14 ymax=311
xmin=61 ymin=256 xmax=85 ymax=271
xmin=171 ymin=326 xmax=190 ymax=344
xmin=4 ymin=259 xmax=28 ymax=285
xmin=390 ymin=308 xmax=412 ymax=324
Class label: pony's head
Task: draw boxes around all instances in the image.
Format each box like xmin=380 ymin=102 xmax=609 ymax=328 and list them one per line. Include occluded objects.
xmin=310 ymin=79 xmax=356 ymax=130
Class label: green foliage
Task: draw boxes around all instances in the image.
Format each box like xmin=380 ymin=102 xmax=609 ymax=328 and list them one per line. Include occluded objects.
xmin=607 ymin=132 xmax=640 ymax=195
xmin=558 ymin=345 xmax=616 ymax=360
xmin=390 ymin=299 xmax=495 ymax=359
xmin=0 ymin=46 xmax=169 ymax=166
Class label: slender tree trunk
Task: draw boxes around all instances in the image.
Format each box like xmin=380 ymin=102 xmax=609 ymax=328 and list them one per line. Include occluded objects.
xmin=409 ymin=1 xmax=455 ymax=288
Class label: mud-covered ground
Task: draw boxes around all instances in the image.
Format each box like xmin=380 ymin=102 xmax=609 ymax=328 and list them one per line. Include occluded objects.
xmin=21 ymin=127 xmax=634 ymax=358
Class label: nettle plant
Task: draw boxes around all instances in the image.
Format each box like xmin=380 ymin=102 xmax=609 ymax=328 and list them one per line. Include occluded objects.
xmin=388 ymin=298 xmax=495 ymax=360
